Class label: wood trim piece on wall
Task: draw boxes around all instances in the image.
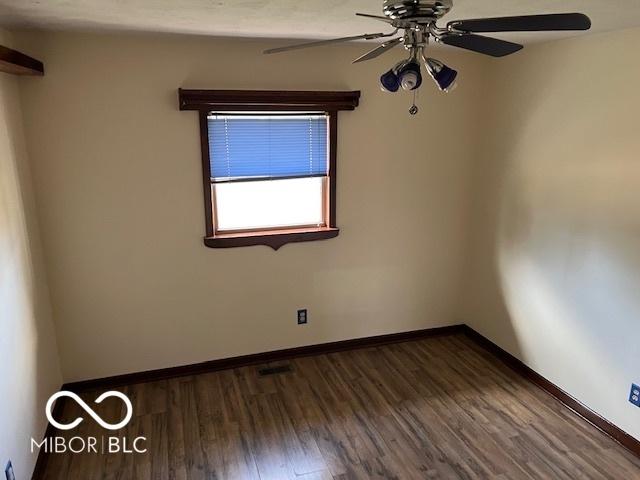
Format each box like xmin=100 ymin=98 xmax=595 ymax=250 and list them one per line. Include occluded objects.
xmin=178 ymin=89 xmax=360 ymax=112
xmin=180 ymin=90 xmax=360 ymax=250
xmin=33 ymin=324 xmax=639 ymax=478
xmin=0 ymin=45 xmax=44 ymax=76
xmin=328 ymin=111 xmax=338 ymax=227
xmin=460 ymin=325 xmax=640 ymax=459
xmin=204 ymin=226 xmax=339 ymax=251
xmin=198 ymin=111 xmax=214 ymax=238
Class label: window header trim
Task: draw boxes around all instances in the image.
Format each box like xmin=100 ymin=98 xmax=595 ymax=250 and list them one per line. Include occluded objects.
xmin=179 ymin=89 xmax=361 ymax=112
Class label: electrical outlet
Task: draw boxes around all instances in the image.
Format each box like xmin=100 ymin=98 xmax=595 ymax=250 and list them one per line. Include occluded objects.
xmin=297 ymin=309 xmax=307 ymax=325
xmin=5 ymin=461 xmax=15 ymax=480
xmin=630 ymin=384 xmax=640 ymax=407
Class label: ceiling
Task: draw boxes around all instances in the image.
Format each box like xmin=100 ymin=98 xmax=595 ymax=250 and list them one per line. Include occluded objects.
xmin=1 ymin=0 xmax=639 ymax=45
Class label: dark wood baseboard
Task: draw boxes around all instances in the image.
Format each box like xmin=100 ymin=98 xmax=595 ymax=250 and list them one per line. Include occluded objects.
xmin=63 ymin=324 xmax=465 ymax=392
xmin=461 ymin=325 xmax=640 ymax=459
xmin=33 ymin=323 xmax=639 ymax=479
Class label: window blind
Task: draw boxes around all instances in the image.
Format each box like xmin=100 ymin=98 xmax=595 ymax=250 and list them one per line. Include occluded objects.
xmin=208 ymin=114 xmax=328 ymax=182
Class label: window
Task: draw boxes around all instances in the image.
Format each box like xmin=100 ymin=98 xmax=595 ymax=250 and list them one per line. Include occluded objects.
xmin=209 ymin=114 xmax=328 ymax=232
xmin=179 ymin=89 xmax=360 ymax=249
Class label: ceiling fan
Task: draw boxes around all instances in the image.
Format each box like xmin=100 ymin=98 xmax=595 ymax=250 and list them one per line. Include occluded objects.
xmin=264 ymin=0 xmax=591 ymax=114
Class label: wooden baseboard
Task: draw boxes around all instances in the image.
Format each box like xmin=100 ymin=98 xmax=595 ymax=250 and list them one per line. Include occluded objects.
xmin=461 ymin=325 xmax=640 ymax=458
xmin=32 ymin=323 xmax=639 ymax=479
xmin=63 ymin=324 xmax=465 ymax=392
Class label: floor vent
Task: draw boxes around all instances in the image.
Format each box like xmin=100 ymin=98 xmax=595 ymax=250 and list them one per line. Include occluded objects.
xmin=258 ymin=364 xmax=292 ymax=376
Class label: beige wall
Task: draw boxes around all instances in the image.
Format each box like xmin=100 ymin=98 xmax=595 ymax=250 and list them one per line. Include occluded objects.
xmin=7 ymin=21 xmax=640 ymax=452
xmin=0 ymin=29 xmax=62 ymax=477
xmin=15 ymin=31 xmax=487 ymax=382
xmin=463 ymin=28 xmax=640 ymax=440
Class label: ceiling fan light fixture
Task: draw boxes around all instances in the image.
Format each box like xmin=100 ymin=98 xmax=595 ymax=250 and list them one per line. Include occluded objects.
xmin=397 ymin=61 xmax=422 ymax=91
xmin=425 ymin=57 xmax=458 ymax=92
xmin=380 ymin=69 xmax=401 ymax=92
xmin=264 ymin=2 xmax=591 ymax=113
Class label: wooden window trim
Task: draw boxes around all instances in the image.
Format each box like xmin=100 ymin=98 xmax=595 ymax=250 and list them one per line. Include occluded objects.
xmin=179 ymin=89 xmax=360 ymax=112
xmin=180 ymin=89 xmax=360 ymax=250
xmin=204 ymin=227 xmax=340 ymax=250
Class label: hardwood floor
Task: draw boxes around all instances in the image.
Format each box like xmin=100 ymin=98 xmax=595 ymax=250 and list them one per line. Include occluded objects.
xmin=40 ymin=334 xmax=640 ymax=479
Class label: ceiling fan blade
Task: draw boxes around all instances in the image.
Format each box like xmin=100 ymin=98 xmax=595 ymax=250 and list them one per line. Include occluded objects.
xmin=352 ymin=37 xmax=403 ymax=64
xmin=448 ymin=13 xmax=591 ymax=33
xmin=440 ymin=34 xmax=523 ymax=57
xmin=355 ymin=13 xmax=393 ymax=24
xmin=264 ymin=32 xmax=394 ymax=54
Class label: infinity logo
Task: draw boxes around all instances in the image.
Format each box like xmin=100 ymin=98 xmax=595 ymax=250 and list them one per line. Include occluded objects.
xmin=45 ymin=391 xmax=133 ymax=431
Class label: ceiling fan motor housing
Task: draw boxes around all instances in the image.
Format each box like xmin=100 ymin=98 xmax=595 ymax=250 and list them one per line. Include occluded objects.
xmin=383 ymin=0 xmax=453 ymax=21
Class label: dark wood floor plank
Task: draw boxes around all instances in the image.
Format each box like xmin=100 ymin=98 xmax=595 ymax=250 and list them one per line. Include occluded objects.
xmin=39 ymin=334 xmax=640 ymax=479
xmin=245 ymin=393 xmax=294 ymax=480
xmin=148 ymin=412 xmax=169 ymax=480
xmin=218 ymin=420 xmax=261 ymax=480
xmin=193 ymin=373 xmax=225 ymax=479
xmin=167 ymin=378 xmax=188 ymax=480
xmin=179 ymin=380 xmax=209 ymax=480
xmin=100 ymin=389 xmax=133 ymax=480
xmin=269 ymin=392 xmax=326 ymax=476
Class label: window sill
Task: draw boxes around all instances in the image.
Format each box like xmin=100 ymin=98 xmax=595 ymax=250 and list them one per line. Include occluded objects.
xmin=204 ymin=227 xmax=339 ymax=250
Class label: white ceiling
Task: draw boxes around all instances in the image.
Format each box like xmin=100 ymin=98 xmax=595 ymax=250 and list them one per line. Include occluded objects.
xmin=1 ymin=0 xmax=639 ymax=45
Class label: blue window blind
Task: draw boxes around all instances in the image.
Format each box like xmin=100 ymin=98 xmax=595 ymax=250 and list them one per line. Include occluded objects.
xmin=208 ymin=114 xmax=328 ymax=182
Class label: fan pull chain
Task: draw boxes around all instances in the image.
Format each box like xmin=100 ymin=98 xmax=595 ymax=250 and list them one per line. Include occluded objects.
xmin=409 ymin=89 xmax=419 ymax=115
